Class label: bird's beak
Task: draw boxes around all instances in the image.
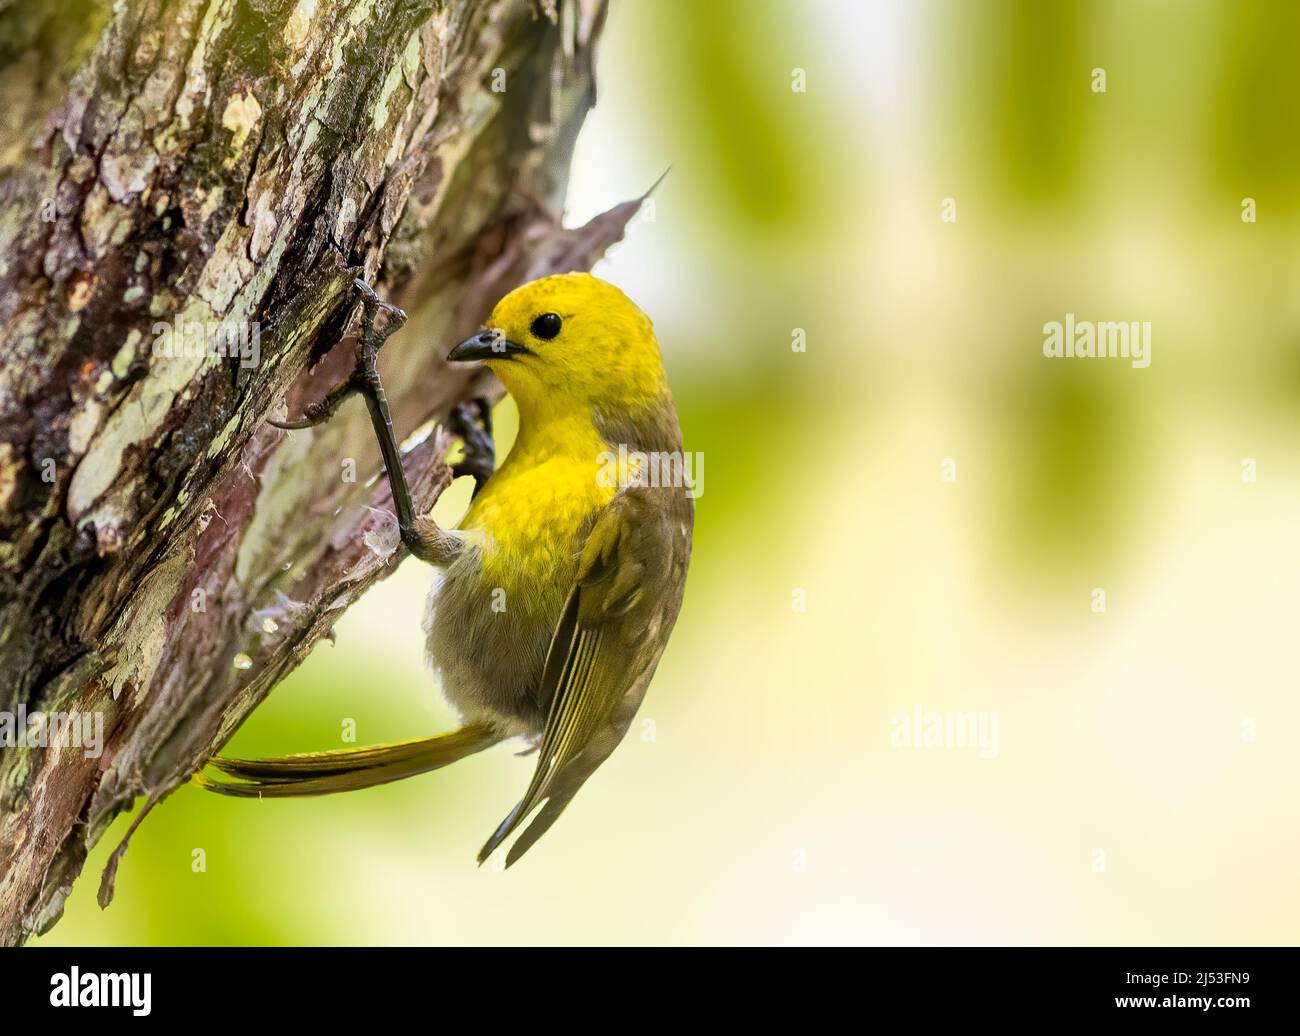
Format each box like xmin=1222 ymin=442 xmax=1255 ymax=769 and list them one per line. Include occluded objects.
xmin=447 ymin=328 xmax=529 ymax=362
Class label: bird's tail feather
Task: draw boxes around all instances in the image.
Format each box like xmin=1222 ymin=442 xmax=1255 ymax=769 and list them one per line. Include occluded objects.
xmin=195 ymin=724 xmax=502 ymax=798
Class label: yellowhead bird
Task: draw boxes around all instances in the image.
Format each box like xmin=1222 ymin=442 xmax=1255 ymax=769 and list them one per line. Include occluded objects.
xmin=199 ymin=273 xmax=694 ymax=867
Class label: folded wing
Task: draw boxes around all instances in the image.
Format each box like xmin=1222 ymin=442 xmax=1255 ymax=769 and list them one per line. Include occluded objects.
xmin=478 ymin=484 xmax=692 ymax=867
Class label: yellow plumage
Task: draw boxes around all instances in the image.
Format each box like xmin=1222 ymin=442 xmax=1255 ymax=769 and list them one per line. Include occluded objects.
xmin=202 ymin=272 xmax=693 ymax=867
xmin=461 ymin=415 xmax=616 ymax=581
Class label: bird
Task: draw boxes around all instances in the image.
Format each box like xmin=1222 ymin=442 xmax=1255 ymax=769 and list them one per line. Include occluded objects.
xmin=198 ymin=273 xmax=694 ymax=868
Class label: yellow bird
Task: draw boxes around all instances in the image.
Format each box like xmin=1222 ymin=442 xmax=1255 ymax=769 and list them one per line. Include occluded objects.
xmin=199 ymin=273 xmax=694 ymax=867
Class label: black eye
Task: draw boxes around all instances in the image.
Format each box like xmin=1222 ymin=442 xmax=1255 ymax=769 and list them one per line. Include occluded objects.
xmin=530 ymin=312 xmax=562 ymax=340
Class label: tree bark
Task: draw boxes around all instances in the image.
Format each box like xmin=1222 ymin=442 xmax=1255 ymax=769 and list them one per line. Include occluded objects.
xmin=0 ymin=0 xmax=634 ymax=945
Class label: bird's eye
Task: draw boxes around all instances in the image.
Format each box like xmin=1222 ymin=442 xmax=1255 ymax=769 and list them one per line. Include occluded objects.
xmin=530 ymin=312 xmax=562 ymax=340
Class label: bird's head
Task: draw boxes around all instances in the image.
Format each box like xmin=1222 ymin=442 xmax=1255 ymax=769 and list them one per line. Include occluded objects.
xmin=449 ymin=273 xmax=668 ymax=421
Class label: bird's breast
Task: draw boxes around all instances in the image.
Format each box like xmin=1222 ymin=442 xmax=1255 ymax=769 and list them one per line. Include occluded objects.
xmin=424 ymin=442 xmax=616 ymax=733
xmin=460 ymin=447 xmax=616 ymax=586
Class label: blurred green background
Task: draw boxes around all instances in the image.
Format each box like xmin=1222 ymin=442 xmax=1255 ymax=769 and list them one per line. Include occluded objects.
xmin=41 ymin=0 xmax=1300 ymax=944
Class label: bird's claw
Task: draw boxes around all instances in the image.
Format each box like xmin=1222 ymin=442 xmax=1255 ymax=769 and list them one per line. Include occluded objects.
xmin=449 ymin=397 xmax=496 ymax=496
xmin=271 ymin=278 xmax=407 ymax=430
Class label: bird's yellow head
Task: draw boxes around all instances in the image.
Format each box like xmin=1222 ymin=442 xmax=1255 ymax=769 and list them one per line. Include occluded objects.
xmin=448 ymin=273 xmax=669 ymax=422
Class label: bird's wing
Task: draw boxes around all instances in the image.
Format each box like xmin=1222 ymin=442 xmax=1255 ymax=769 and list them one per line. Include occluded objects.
xmin=478 ymin=484 xmax=692 ymax=867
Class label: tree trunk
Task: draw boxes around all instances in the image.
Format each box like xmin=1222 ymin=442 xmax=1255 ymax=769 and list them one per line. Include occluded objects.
xmin=0 ymin=0 xmax=634 ymax=945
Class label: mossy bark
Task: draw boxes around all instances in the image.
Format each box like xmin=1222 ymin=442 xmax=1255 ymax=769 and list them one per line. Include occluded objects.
xmin=0 ymin=0 xmax=631 ymax=945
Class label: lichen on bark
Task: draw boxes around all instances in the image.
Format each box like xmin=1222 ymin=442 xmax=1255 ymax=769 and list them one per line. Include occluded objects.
xmin=0 ymin=0 xmax=630 ymax=945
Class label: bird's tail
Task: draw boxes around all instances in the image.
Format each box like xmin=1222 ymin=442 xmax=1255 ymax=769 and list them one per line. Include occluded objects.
xmin=194 ymin=724 xmax=502 ymax=798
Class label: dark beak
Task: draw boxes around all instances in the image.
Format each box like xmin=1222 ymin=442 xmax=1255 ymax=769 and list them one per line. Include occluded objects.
xmin=447 ymin=328 xmax=529 ymax=362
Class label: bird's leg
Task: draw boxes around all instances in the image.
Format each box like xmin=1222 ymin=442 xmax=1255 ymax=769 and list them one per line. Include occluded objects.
xmin=272 ymin=278 xmax=461 ymax=566
xmin=448 ymin=397 xmax=495 ymax=497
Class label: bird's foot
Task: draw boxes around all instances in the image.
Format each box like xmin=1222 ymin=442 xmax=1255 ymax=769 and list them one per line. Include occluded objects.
xmin=271 ymin=279 xmax=460 ymax=567
xmin=448 ymin=397 xmax=496 ymax=497
xmin=270 ymin=278 xmax=407 ymax=430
